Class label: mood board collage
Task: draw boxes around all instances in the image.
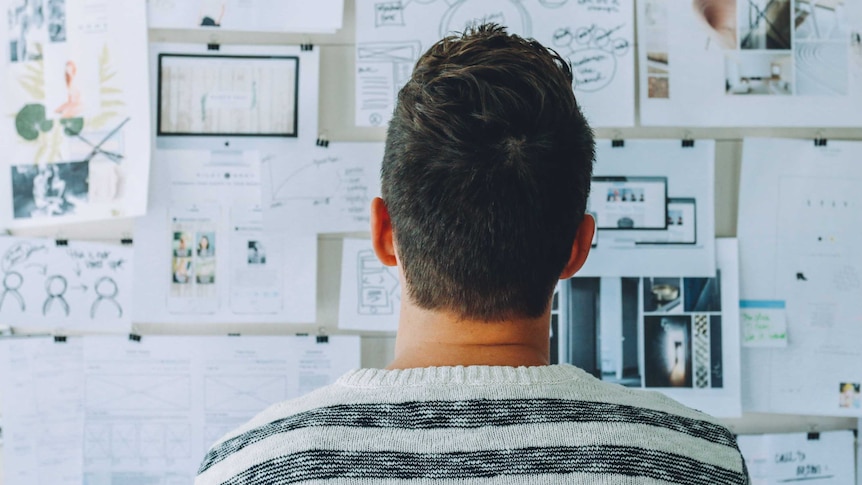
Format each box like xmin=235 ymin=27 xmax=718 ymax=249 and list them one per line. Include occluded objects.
xmin=1 ymin=1 xmax=862 ymax=484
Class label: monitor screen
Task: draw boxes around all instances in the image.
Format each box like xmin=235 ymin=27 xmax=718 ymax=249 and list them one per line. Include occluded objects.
xmin=636 ymin=198 xmax=697 ymax=245
xmin=590 ymin=177 xmax=668 ymax=230
xmin=157 ymin=54 xmax=299 ymax=137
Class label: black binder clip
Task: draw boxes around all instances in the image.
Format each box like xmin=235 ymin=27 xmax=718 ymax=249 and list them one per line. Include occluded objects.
xmin=611 ymin=131 xmax=624 ymax=148
xmin=316 ymin=136 xmax=330 ymax=148
xmin=207 ymin=43 xmax=220 ymax=51
xmin=121 ymin=238 xmax=133 ymax=246
xmin=54 ymin=335 xmax=67 ymax=343
xmin=301 ymin=43 xmax=314 ymax=52
xmin=228 ymin=333 xmax=241 ymax=337
xmin=814 ymin=138 xmax=828 ymax=147
xmin=681 ymin=131 xmax=694 ymax=148
xmin=55 ymin=239 xmax=69 ymax=247
xmin=316 ymin=335 xmax=329 ymax=344
xmin=129 ymin=334 xmax=142 ymax=342
xmin=807 ymin=432 xmax=820 ymax=440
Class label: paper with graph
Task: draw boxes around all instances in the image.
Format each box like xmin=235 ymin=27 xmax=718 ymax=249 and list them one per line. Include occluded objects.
xmin=355 ymin=0 xmax=635 ymax=128
xmin=0 ymin=237 xmax=133 ymax=331
xmin=0 ymin=0 xmax=151 ymax=227
xmin=739 ymin=138 xmax=862 ymax=417
xmin=639 ymin=0 xmax=862 ymax=126
xmin=262 ymin=142 xmax=384 ymax=235
xmin=147 ymin=0 xmax=344 ymax=32
xmin=339 ymin=238 xmax=401 ymax=331
xmin=0 ymin=335 xmax=361 ymax=485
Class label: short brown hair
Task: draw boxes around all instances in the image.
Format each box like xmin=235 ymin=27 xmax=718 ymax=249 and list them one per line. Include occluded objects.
xmin=381 ymin=24 xmax=594 ymax=320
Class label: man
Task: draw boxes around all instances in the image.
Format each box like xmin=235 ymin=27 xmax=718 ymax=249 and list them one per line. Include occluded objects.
xmin=196 ymin=24 xmax=749 ymax=484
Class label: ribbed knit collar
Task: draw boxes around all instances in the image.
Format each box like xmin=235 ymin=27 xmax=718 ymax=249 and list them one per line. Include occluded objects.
xmin=337 ymin=364 xmax=586 ymax=388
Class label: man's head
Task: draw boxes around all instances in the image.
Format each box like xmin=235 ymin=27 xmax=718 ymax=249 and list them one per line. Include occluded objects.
xmin=376 ymin=23 xmax=595 ymax=321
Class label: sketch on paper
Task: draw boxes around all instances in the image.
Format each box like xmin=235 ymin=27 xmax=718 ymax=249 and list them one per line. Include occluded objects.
xmin=205 ymin=375 xmax=287 ymax=412
xmin=339 ymin=239 xmax=401 ymax=331
xmin=0 ymin=237 xmax=132 ymax=330
xmin=261 ymin=143 xmax=384 ymax=235
xmin=3 ymin=1 xmax=150 ymax=227
xmin=147 ymin=0 xmax=343 ymax=33
xmin=357 ymin=249 xmax=400 ymax=315
xmin=355 ymin=0 xmax=635 ymax=127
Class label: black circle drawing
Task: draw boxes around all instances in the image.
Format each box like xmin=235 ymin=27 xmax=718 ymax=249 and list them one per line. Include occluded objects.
xmin=91 ymin=276 xmax=123 ymax=319
xmin=43 ymin=274 xmax=70 ymax=316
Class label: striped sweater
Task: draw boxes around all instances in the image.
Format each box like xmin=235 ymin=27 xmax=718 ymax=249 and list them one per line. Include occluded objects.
xmin=196 ymin=365 xmax=749 ymax=484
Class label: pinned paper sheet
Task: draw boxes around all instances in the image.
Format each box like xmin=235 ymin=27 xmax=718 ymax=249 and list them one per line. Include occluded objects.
xmin=740 ymin=300 xmax=788 ymax=348
xmin=737 ymin=430 xmax=856 ymax=485
xmin=339 ymin=238 xmax=400 ymax=332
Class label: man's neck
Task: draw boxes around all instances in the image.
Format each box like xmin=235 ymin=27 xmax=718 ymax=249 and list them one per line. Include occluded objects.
xmin=387 ymin=302 xmax=552 ymax=370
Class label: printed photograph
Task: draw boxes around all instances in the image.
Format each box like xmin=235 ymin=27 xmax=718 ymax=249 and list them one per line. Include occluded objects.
xmin=172 ymin=232 xmax=193 ymax=258
xmin=196 ymin=257 xmax=216 ymax=285
xmin=839 ymin=382 xmax=861 ymax=409
xmin=172 ymin=257 xmax=193 ymax=284
xmin=644 ymin=0 xmax=669 ymax=98
xmin=739 ymin=0 xmax=791 ymax=50
xmin=643 ymin=277 xmax=683 ymax=313
xmin=247 ymin=240 xmax=266 ymax=265
xmin=795 ymin=41 xmax=848 ymax=95
xmin=7 ymin=0 xmax=46 ymax=62
xmin=683 ymin=272 xmax=722 ymax=312
xmin=725 ymin=52 xmax=792 ymax=95
xmin=693 ymin=0 xmax=737 ymax=49
xmin=196 ymin=232 xmax=215 ymax=258
xmin=795 ymin=0 xmax=847 ymax=41
xmin=11 ymin=161 xmax=89 ymax=219
xmin=47 ymin=0 xmax=65 ymax=42
xmin=644 ymin=315 xmax=693 ymax=388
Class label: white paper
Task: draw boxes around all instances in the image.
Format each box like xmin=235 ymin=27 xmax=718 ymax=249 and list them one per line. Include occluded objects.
xmin=133 ymin=150 xmax=317 ymax=324
xmin=561 ymin=238 xmax=740 ymax=417
xmin=740 ymin=138 xmax=862 ymax=417
xmin=740 ymin=300 xmax=788 ymax=348
xmin=0 ymin=337 xmax=84 ymax=485
xmin=0 ymin=0 xmax=151 ymax=227
xmin=147 ymin=0 xmax=344 ymax=33
xmin=339 ymin=238 xmax=400 ymax=332
xmin=1 ymin=335 xmax=361 ymax=484
xmin=355 ymin=0 xmax=634 ymax=128
xmin=0 ymin=237 xmax=132 ymax=331
xmin=638 ymin=0 xmax=862 ymax=126
xmin=579 ymin=139 xmax=716 ymax=278
xmin=737 ymin=431 xmax=856 ymax=485
xmin=262 ymin=142 xmax=384 ymax=235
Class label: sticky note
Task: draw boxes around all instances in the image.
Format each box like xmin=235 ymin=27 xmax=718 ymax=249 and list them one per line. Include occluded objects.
xmin=740 ymin=300 xmax=788 ymax=348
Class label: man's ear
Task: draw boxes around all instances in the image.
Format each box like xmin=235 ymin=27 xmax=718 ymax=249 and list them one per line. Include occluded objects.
xmin=370 ymin=197 xmax=398 ymax=267
xmin=560 ymin=213 xmax=595 ymax=279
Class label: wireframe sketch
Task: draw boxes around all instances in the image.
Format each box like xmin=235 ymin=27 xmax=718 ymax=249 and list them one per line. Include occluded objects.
xmin=357 ymin=249 xmax=400 ymax=315
xmin=91 ymin=276 xmax=122 ymax=318
xmin=204 ymin=375 xmax=286 ymax=412
xmin=356 ymin=41 xmax=421 ymax=126
xmin=85 ymin=374 xmax=191 ymax=411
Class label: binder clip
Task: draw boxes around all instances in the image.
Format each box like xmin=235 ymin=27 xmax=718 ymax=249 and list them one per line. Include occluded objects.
xmin=54 ymin=335 xmax=67 ymax=343
xmin=55 ymin=238 xmax=69 ymax=247
xmin=207 ymin=43 xmax=220 ymax=51
xmin=129 ymin=333 xmax=142 ymax=342
xmin=807 ymin=425 xmax=820 ymax=440
xmin=228 ymin=333 xmax=241 ymax=337
xmin=814 ymin=130 xmax=827 ymax=147
xmin=121 ymin=233 xmax=133 ymax=246
xmin=301 ymin=43 xmax=314 ymax=52
xmin=316 ymin=135 xmax=330 ymax=148
xmin=681 ymin=130 xmax=695 ymax=148
xmin=316 ymin=327 xmax=330 ymax=344
xmin=611 ymin=131 xmax=624 ymax=148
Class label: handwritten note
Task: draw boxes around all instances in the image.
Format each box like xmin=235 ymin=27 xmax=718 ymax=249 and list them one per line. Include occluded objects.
xmin=737 ymin=431 xmax=855 ymax=485
xmin=740 ymin=300 xmax=788 ymax=348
